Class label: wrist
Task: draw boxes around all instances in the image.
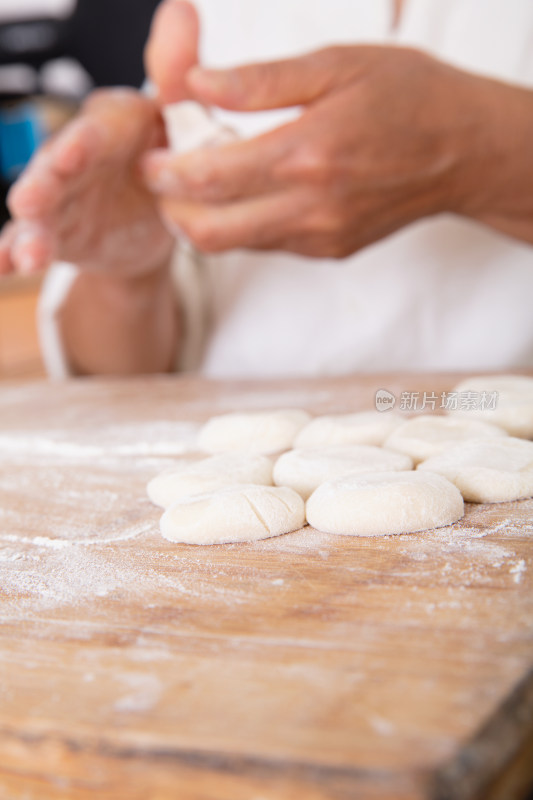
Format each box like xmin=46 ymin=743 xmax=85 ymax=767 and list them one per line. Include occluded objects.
xmin=117 ymin=232 xmax=176 ymax=280
xmin=87 ymin=254 xmax=175 ymax=315
xmin=443 ymin=70 xmax=533 ymax=228
xmin=59 ymin=255 xmax=180 ymax=376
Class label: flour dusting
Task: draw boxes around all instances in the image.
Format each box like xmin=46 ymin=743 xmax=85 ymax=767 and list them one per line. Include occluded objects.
xmin=0 ymin=382 xmax=531 ymax=627
xmin=510 ymin=559 xmax=527 ymax=584
xmin=0 ymin=420 xmax=200 ymax=461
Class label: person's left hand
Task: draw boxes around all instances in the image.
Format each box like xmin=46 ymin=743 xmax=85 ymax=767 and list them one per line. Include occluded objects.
xmin=141 ymin=45 xmax=487 ymax=258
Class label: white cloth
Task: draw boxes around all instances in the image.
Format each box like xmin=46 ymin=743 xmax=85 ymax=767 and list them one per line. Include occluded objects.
xmin=38 ymin=262 xmax=78 ymax=378
xmin=40 ymin=0 xmax=533 ymax=378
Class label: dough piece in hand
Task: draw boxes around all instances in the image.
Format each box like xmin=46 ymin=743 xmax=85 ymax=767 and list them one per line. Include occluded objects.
xmin=198 ymin=410 xmax=311 ymax=455
xmin=273 ymin=445 xmax=413 ymax=500
xmin=306 ymin=471 xmax=464 ymax=536
xmin=418 ymin=437 xmax=533 ymax=503
xmin=160 ymin=484 xmax=305 ymax=545
xmin=163 ymin=102 xmax=236 ymax=154
xmin=384 ymin=415 xmax=507 ymax=464
xmin=447 ymin=375 xmax=533 ymax=439
xmin=294 ymin=411 xmax=405 ymax=448
xmin=147 ymin=454 xmax=273 ymax=509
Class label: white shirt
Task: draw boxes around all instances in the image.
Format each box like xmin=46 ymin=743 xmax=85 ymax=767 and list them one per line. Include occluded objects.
xmin=40 ymin=0 xmax=533 ymax=378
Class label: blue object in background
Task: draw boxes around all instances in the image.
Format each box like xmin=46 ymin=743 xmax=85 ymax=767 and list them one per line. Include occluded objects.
xmin=0 ymin=102 xmax=46 ymax=183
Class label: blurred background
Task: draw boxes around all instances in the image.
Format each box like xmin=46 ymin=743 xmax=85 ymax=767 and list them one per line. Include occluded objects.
xmin=0 ymin=0 xmax=160 ymax=380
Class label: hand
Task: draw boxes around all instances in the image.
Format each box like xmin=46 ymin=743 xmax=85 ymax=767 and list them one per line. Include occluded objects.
xmin=0 ymin=0 xmax=201 ymax=278
xmin=0 ymin=89 xmax=175 ymax=278
xmin=144 ymin=0 xmax=199 ymax=105
xmin=141 ymin=45 xmax=488 ymax=258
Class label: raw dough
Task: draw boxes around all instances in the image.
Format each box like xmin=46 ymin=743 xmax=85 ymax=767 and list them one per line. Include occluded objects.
xmin=384 ymin=415 xmax=507 ymax=464
xmin=198 ymin=409 xmax=311 ymax=454
xmin=164 ymin=101 xmax=235 ymax=154
xmin=447 ymin=375 xmax=533 ymax=439
xmin=147 ymin=453 xmax=273 ymax=509
xmin=418 ymin=436 xmax=533 ymax=503
xmin=160 ymin=484 xmax=305 ymax=544
xmin=306 ymin=471 xmax=464 ymax=536
xmin=273 ymin=445 xmax=413 ymax=500
xmin=294 ymin=411 xmax=405 ymax=448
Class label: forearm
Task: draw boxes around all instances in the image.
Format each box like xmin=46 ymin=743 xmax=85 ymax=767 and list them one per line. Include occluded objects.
xmin=452 ymin=73 xmax=533 ymax=245
xmin=58 ymin=261 xmax=181 ymax=376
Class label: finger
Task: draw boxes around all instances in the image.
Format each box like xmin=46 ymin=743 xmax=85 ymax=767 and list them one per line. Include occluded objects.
xmin=81 ymin=88 xmax=164 ymax=157
xmin=7 ymin=114 xmax=103 ymax=218
xmin=39 ymin=89 xmax=161 ymax=184
xmin=11 ymin=222 xmax=55 ymax=274
xmin=158 ymin=189 xmax=309 ymax=253
xmin=9 ymin=90 xmax=162 ymax=220
xmin=7 ymin=166 xmax=63 ymax=220
xmin=47 ymin=115 xmax=106 ymax=177
xmin=7 ymin=114 xmax=103 ymax=219
xmin=141 ymin=125 xmax=295 ymax=203
xmin=0 ymin=222 xmax=17 ymax=274
xmin=186 ymin=46 xmax=367 ymax=111
xmin=145 ymin=0 xmax=200 ymax=105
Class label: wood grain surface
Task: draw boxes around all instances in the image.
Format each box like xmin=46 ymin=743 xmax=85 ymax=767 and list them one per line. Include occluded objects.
xmin=0 ymin=274 xmax=45 ymax=381
xmin=0 ymin=373 xmax=532 ymax=800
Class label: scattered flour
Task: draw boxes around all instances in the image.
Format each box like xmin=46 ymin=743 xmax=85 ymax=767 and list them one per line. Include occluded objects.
xmin=113 ymin=673 xmax=163 ymax=713
xmin=0 ymin=390 xmax=530 ymax=625
xmin=0 ymin=421 xmax=200 ymax=461
xmin=510 ymin=559 xmax=527 ymax=584
xmin=0 ymin=539 xmax=255 ymax=612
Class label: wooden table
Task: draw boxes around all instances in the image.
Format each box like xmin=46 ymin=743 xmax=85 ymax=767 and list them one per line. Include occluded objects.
xmin=0 ymin=373 xmax=532 ymax=800
xmin=0 ymin=273 xmax=45 ymax=381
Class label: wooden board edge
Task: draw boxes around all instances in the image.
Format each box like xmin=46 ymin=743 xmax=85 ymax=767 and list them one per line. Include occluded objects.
xmin=431 ymin=666 xmax=533 ymax=800
xmin=0 ymin=723 xmax=428 ymax=800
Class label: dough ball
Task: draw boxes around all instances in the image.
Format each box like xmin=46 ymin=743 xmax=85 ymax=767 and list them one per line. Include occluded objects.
xmin=198 ymin=409 xmax=311 ymax=454
xmin=294 ymin=411 xmax=405 ymax=448
xmin=147 ymin=453 xmax=273 ymax=509
xmin=273 ymin=445 xmax=413 ymax=500
xmin=306 ymin=471 xmax=464 ymax=536
xmin=447 ymin=375 xmax=533 ymax=439
xmin=384 ymin=415 xmax=507 ymax=464
xmin=160 ymin=484 xmax=305 ymax=545
xmin=418 ymin=436 xmax=533 ymax=503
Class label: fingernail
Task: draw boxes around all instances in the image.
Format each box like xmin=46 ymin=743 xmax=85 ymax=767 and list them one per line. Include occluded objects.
xmin=13 ymin=228 xmax=41 ymax=273
xmin=14 ymin=228 xmax=40 ymax=248
xmin=188 ymin=67 xmax=230 ymax=93
xmin=151 ymin=169 xmax=182 ymax=193
xmin=18 ymin=253 xmax=38 ymax=274
xmin=167 ymin=0 xmax=196 ymax=20
xmin=143 ymin=153 xmax=182 ymax=193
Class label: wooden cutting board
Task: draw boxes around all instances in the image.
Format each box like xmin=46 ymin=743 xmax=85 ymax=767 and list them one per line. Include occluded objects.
xmin=0 ymin=373 xmax=532 ymax=800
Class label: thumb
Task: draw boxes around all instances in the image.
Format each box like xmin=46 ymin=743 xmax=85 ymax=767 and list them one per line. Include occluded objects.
xmin=186 ymin=46 xmax=364 ymax=111
xmin=145 ymin=0 xmax=200 ymax=105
